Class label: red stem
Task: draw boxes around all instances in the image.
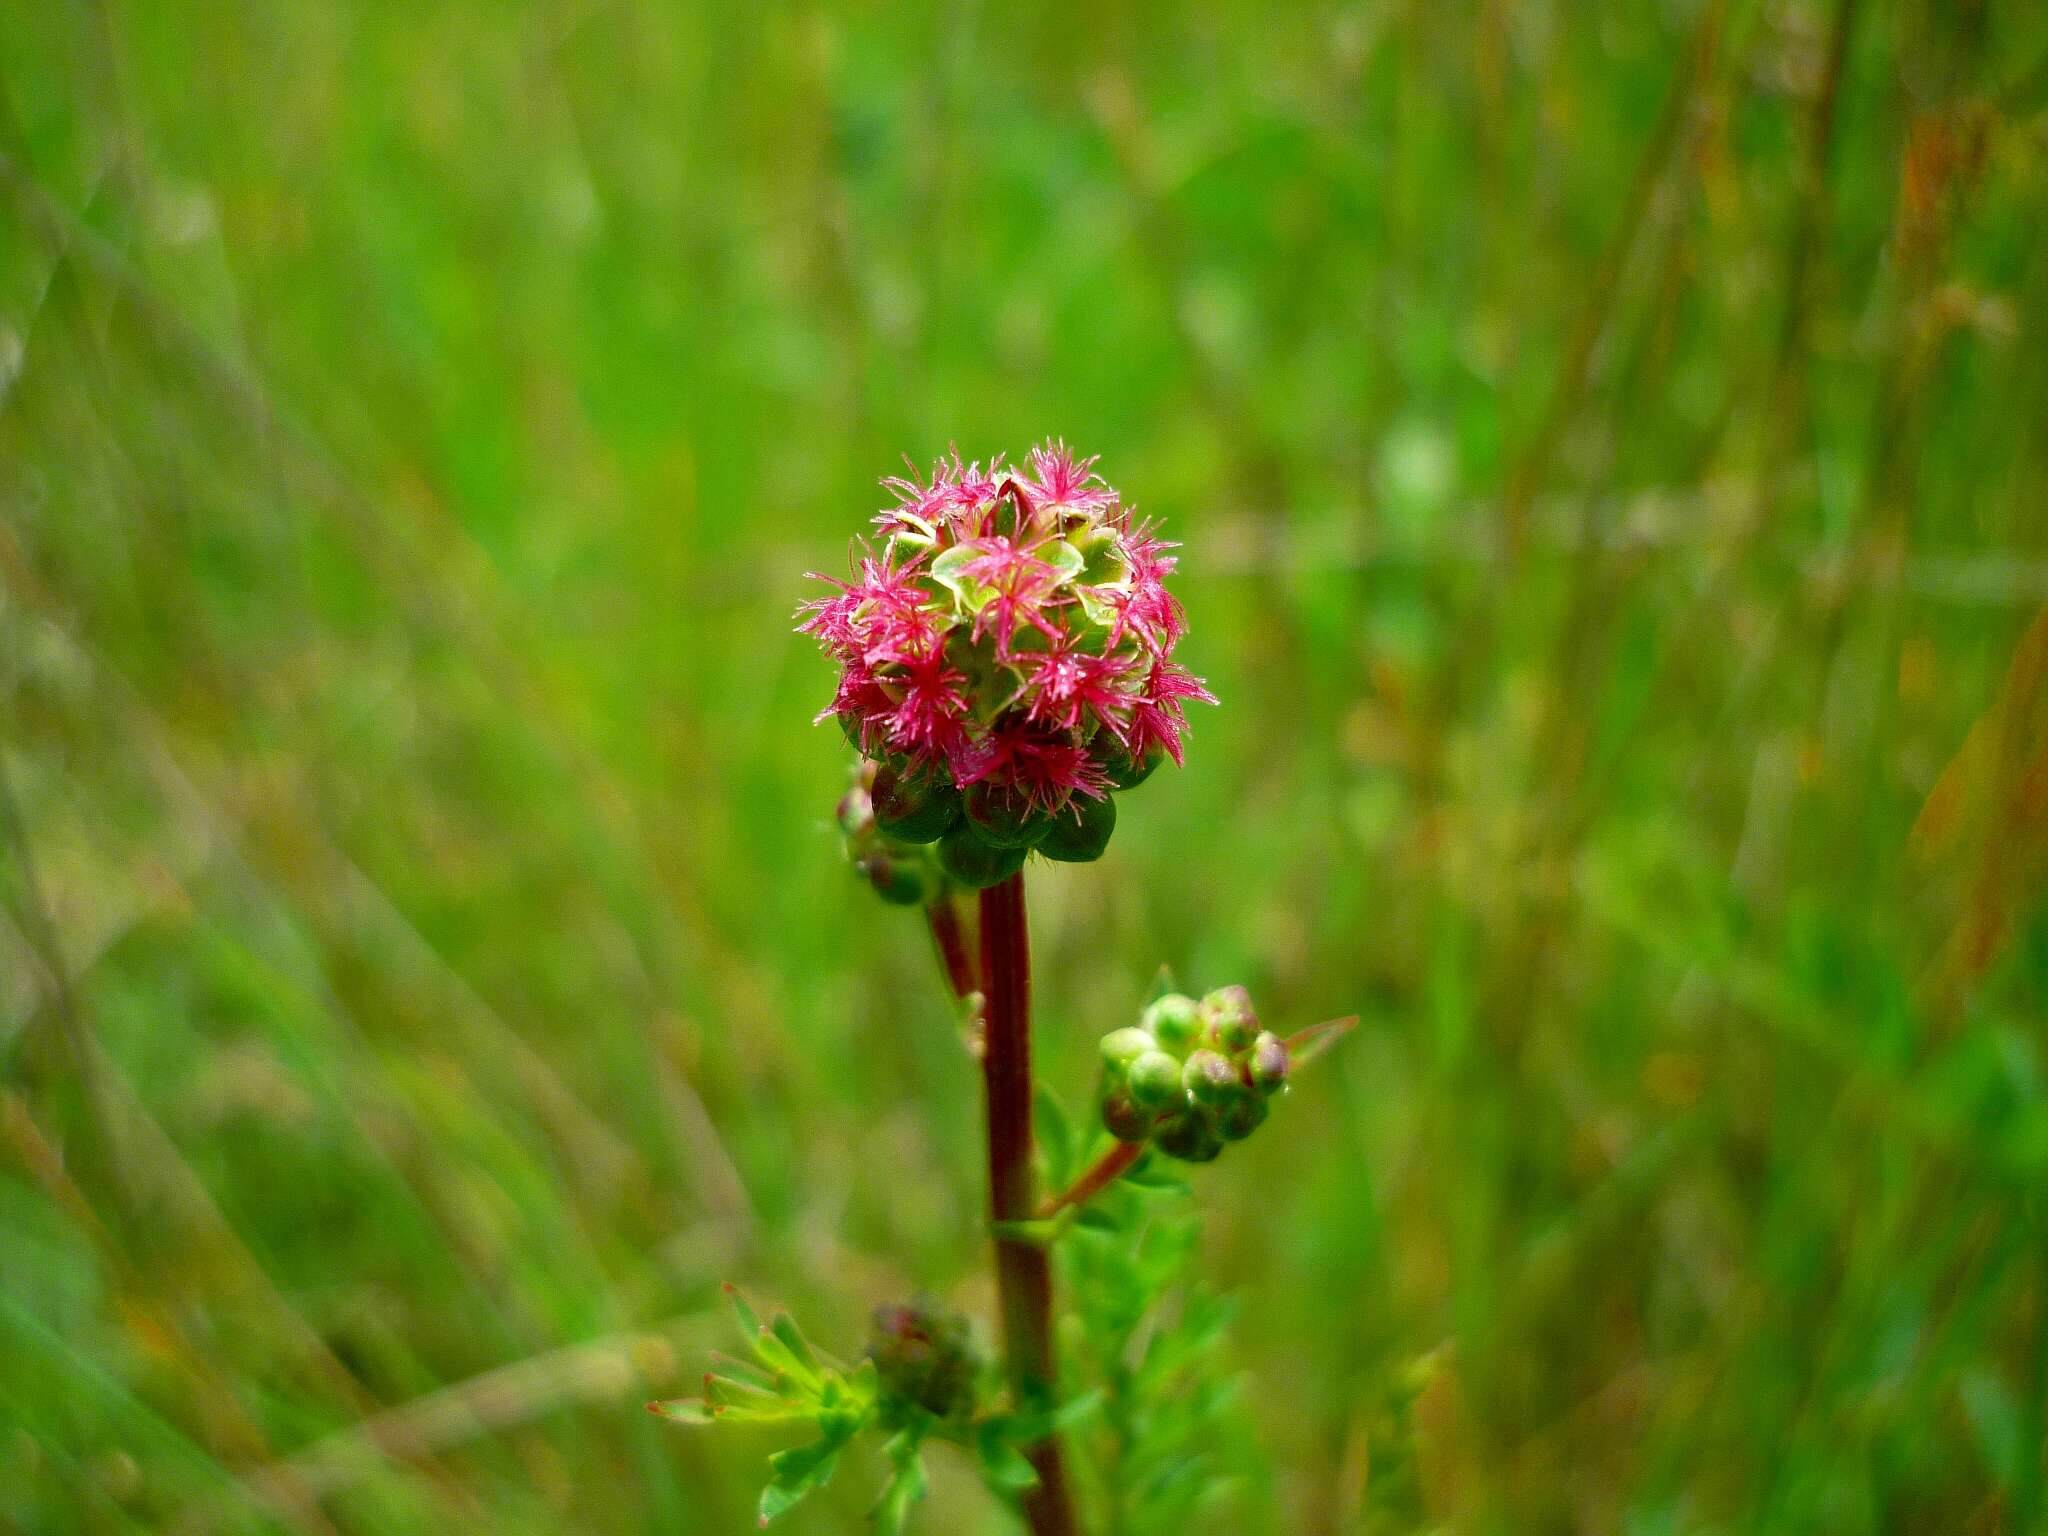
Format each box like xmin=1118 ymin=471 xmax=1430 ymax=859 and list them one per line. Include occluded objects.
xmin=1039 ymin=1140 xmax=1143 ymax=1220
xmin=927 ymin=894 xmax=978 ymax=1000
xmin=978 ymin=873 xmax=1080 ymax=1536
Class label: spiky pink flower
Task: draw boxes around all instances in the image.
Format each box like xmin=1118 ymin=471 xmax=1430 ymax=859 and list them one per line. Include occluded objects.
xmin=799 ymin=443 xmax=1213 ymax=848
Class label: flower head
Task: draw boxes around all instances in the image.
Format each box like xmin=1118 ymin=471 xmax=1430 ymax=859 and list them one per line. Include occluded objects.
xmin=798 ymin=443 xmax=1212 ymax=879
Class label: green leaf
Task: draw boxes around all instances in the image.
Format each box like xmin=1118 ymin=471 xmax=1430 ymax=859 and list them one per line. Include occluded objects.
xmin=758 ymin=1434 xmax=845 ymax=1525
xmin=724 ymin=1284 xmax=765 ymax=1341
xmin=646 ymin=1397 xmax=715 ymax=1424
xmin=771 ymin=1312 xmax=824 ymax=1384
xmin=974 ymin=1424 xmax=1040 ymax=1493
xmin=1035 ymin=1084 xmax=1076 ymax=1184
xmin=871 ymin=1432 xmax=929 ymax=1535
xmin=1119 ymin=1155 xmax=1191 ymax=1194
xmin=989 ymin=1215 xmax=1068 ymax=1246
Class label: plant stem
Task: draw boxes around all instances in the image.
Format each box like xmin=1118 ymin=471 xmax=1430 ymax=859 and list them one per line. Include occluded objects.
xmin=978 ymin=872 xmax=1080 ymax=1536
xmin=1039 ymin=1141 xmax=1142 ymax=1219
xmin=927 ymin=892 xmax=978 ymax=1000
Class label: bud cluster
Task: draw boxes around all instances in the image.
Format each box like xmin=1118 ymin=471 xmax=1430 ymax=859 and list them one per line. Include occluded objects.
xmin=866 ymin=1296 xmax=980 ymax=1422
xmin=837 ymin=760 xmax=944 ymax=907
xmin=1098 ymin=985 xmax=1289 ymax=1163
xmin=799 ymin=444 xmax=1214 ymax=888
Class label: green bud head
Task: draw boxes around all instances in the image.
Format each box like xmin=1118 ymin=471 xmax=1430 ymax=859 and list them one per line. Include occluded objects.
xmin=1127 ymin=1050 xmax=1184 ymax=1110
xmin=1141 ymin=993 xmax=1203 ymax=1055
xmin=1153 ymin=1107 xmax=1224 ymax=1164
xmin=1099 ymin=1027 xmax=1158 ymax=1074
xmin=1182 ymin=1049 xmax=1239 ymax=1108
xmin=861 ymin=853 xmax=928 ymax=907
xmin=1200 ymin=984 xmax=1260 ymax=1054
xmin=963 ymin=783 xmax=1049 ymax=850
xmin=868 ymin=1297 xmax=979 ymax=1419
xmin=837 ymin=785 xmax=877 ymax=840
xmin=1101 ymin=1089 xmax=1155 ymax=1144
xmin=1214 ymin=1092 xmax=1269 ymax=1143
xmin=871 ymin=763 xmax=962 ymax=845
xmin=1037 ymin=791 xmax=1117 ymax=863
xmin=1249 ymin=1031 xmax=1290 ymax=1095
xmin=936 ymin=824 xmax=1029 ymax=889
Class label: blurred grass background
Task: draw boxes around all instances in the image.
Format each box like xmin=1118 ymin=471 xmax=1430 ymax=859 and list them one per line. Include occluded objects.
xmin=4 ymin=0 xmax=2048 ymax=1530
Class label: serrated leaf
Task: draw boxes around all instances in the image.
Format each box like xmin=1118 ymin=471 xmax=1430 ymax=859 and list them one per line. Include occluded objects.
xmin=725 ymin=1284 xmax=765 ymax=1340
xmin=1119 ymin=1157 xmax=1191 ymax=1193
xmin=647 ymin=1398 xmax=716 ymax=1424
xmin=708 ymin=1352 xmax=782 ymax=1395
xmin=989 ymin=1215 xmax=1067 ymax=1247
xmin=871 ymin=1433 xmax=929 ymax=1535
xmin=1035 ymin=1084 xmax=1076 ymax=1184
xmin=974 ymin=1424 xmax=1040 ymax=1493
xmin=758 ymin=1435 xmax=846 ymax=1525
xmin=770 ymin=1313 xmax=823 ymax=1385
xmin=1287 ymin=1015 xmax=1359 ymax=1071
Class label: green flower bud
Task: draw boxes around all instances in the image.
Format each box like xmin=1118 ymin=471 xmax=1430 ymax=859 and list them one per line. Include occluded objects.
xmin=1152 ymin=1106 xmax=1223 ymax=1164
xmin=936 ymin=824 xmax=1028 ymax=889
xmin=1200 ymin=984 xmax=1259 ymax=1054
xmin=1099 ymin=1027 xmax=1158 ymax=1074
xmin=1249 ymin=1031 xmax=1290 ymax=1096
xmin=1101 ymin=1089 xmax=1155 ymax=1144
xmin=868 ymin=1297 xmax=979 ymax=1420
xmin=861 ymin=853 xmax=928 ymax=907
xmin=1126 ymin=1050 xmax=1184 ymax=1110
xmin=1182 ymin=1049 xmax=1238 ymax=1108
xmin=1214 ymin=1092 xmax=1269 ymax=1143
xmin=1141 ymin=993 xmax=1203 ymax=1055
xmin=963 ymin=783 xmax=1049 ymax=850
xmin=1038 ymin=792 xmax=1116 ymax=863
xmin=872 ymin=763 xmax=962 ymax=845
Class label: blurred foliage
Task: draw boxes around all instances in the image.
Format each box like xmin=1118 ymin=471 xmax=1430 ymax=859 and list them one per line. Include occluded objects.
xmin=4 ymin=0 xmax=2048 ymax=1531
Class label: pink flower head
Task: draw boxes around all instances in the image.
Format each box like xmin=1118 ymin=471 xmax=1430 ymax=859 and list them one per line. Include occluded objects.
xmin=798 ymin=443 xmax=1212 ymax=832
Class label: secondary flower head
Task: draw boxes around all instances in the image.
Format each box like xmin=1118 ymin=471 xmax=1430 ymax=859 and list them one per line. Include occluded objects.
xmin=798 ymin=443 xmax=1214 ymax=882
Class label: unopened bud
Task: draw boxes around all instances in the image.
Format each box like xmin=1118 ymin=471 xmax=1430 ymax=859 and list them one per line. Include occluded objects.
xmin=1152 ymin=1106 xmax=1223 ymax=1164
xmin=1201 ymin=985 xmax=1259 ymax=1053
xmin=1141 ymin=993 xmax=1203 ymax=1055
xmin=963 ymin=783 xmax=1047 ymax=850
xmin=861 ymin=853 xmax=929 ymax=907
xmin=1037 ymin=791 xmax=1116 ymax=863
xmin=1100 ymin=742 xmax=1162 ymax=791
xmin=1101 ymin=1089 xmax=1154 ymax=1144
xmin=872 ymin=763 xmax=962 ymax=845
xmin=1126 ymin=1050 xmax=1184 ymax=1110
xmin=1249 ymin=1031 xmax=1290 ymax=1095
xmin=868 ymin=1297 xmax=978 ymax=1419
xmin=1099 ymin=1027 xmax=1157 ymax=1074
xmin=1182 ymin=1049 xmax=1238 ymax=1108
xmin=1214 ymin=1093 xmax=1269 ymax=1142
xmin=937 ymin=824 xmax=1029 ymax=890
